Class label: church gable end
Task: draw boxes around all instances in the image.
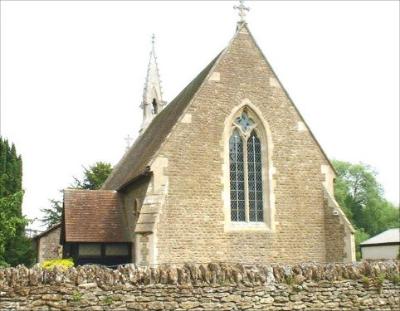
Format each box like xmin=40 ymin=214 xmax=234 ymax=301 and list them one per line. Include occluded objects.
xmin=149 ymin=23 xmax=353 ymax=265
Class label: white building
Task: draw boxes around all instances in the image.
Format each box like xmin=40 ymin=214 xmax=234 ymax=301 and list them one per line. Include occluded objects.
xmin=360 ymin=228 xmax=400 ymax=260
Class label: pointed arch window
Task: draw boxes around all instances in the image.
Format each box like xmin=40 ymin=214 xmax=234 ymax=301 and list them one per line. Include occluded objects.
xmin=152 ymin=98 xmax=158 ymax=114
xmin=229 ymin=110 xmax=264 ymax=222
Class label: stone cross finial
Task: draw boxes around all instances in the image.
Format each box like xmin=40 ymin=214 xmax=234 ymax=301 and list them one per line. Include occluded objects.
xmin=234 ymin=0 xmax=250 ymax=23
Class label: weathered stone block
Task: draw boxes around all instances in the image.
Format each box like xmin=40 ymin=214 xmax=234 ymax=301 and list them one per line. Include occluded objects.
xmin=221 ymin=294 xmax=242 ymax=303
xmin=41 ymin=294 xmax=62 ymax=301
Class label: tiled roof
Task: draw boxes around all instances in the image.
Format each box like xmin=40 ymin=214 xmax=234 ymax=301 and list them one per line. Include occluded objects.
xmin=63 ymin=189 xmax=130 ymax=242
xmin=102 ymin=52 xmax=222 ymax=190
xmin=360 ymin=228 xmax=400 ymax=246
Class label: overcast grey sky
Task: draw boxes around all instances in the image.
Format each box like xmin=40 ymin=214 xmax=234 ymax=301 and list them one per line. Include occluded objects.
xmin=1 ymin=1 xmax=399 ymax=230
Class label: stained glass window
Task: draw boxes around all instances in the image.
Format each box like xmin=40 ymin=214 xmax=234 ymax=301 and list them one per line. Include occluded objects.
xmin=247 ymin=131 xmax=263 ymax=222
xmin=235 ymin=112 xmax=254 ymax=132
xmin=229 ymin=111 xmax=265 ymax=223
xmin=229 ymin=129 xmax=245 ymax=221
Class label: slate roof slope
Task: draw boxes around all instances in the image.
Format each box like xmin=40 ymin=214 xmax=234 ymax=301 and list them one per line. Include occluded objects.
xmin=360 ymin=228 xmax=400 ymax=246
xmin=102 ymin=52 xmax=221 ymax=190
xmin=63 ymin=189 xmax=130 ymax=242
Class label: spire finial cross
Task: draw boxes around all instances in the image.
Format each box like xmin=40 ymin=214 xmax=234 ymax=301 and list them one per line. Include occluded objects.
xmin=234 ymin=0 xmax=250 ymax=23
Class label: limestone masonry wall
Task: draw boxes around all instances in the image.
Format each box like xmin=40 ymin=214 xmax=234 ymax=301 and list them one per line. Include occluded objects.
xmin=36 ymin=227 xmax=62 ymax=263
xmin=1 ymin=261 xmax=399 ymax=310
xmin=153 ymin=25 xmax=351 ymax=265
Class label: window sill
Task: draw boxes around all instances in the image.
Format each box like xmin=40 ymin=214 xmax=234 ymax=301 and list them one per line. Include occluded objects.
xmin=224 ymin=222 xmax=273 ymax=232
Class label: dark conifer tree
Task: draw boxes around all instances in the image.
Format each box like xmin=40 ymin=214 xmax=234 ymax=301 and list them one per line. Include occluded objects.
xmin=0 ymin=137 xmax=34 ymax=266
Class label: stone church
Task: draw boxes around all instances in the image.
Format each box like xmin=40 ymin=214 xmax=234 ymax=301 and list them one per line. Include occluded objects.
xmin=61 ymin=6 xmax=355 ymax=267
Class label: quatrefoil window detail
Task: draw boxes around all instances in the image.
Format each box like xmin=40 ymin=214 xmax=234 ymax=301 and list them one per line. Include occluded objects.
xmin=234 ymin=112 xmax=255 ymax=133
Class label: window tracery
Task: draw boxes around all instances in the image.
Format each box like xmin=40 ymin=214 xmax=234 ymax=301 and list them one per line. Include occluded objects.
xmin=229 ymin=109 xmax=264 ymax=222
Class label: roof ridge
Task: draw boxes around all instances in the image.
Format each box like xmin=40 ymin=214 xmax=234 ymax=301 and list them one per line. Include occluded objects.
xmin=64 ymin=188 xmax=117 ymax=193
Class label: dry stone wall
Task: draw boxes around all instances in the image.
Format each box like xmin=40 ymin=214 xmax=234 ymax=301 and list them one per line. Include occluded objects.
xmin=0 ymin=261 xmax=399 ymax=311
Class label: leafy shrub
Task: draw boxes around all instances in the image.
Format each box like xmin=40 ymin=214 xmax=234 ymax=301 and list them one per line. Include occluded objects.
xmin=362 ymin=276 xmax=370 ymax=287
xmin=103 ymin=296 xmax=113 ymax=305
xmin=41 ymin=258 xmax=74 ymax=270
xmin=375 ymin=273 xmax=385 ymax=293
xmin=285 ymin=275 xmax=294 ymax=285
xmin=72 ymin=291 xmax=83 ymax=302
xmin=0 ymin=259 xmax=10 ymax=268
xmin=390 ymin=274 xmax=400 ymax=285
xmin=376 ymin=273 xmax=385 ymax=284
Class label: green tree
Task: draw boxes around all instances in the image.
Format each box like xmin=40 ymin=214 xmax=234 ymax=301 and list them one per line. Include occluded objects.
xmin=0 ymin=138 xmax=34 ymax=267
xmin=72 ymin=162 xmax=113 ymax=190
xmin=354 ymin=229 xmax=370 ymax=262
xmin=0 ymin=139 xmax=22 ymax=197
xmin=41 ymin=197 xmax=63 ymax=229
xmin=333 ymin=160 xmax=399 ymax=258
xmin=0 ymin=192 xmax=27 ymax=266
xmin=5 ymin=226 xmax=35 ymax=267
xmin=41 ymin=162 xmax=112 ymax=228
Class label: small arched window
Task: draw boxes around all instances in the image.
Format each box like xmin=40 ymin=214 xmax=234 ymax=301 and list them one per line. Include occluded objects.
xmin=229 ymin=109 xmax=264 ymax=222
xmin=152 ymin=98 xmax=158 ymax=114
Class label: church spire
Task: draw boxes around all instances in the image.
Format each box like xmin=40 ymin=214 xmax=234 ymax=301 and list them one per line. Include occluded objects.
xmin=140 ymin=34 xmax=165 ymax=133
